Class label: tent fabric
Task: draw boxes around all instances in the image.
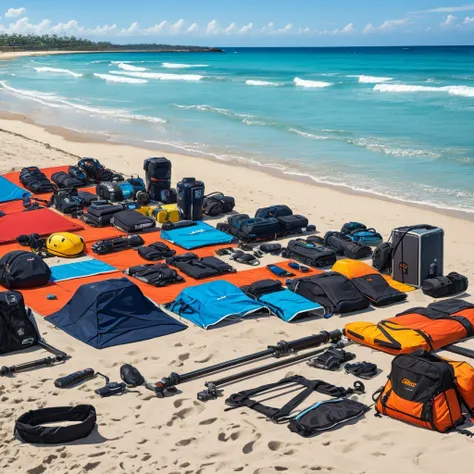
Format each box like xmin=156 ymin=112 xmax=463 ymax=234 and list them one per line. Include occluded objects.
xmin=160 ymin=221 xmax=235 ymax=250
xmin=255 ymin=288 xmax=325 ymax=322
xmin=168 ymin=280 xmax=270 ymax=329
xmin=46 ymin=278 xmax=186 ymax=348
xmin=0 ymin=208 xmax=83 ymax=244
xmin=50 ymin=258 xmax=117 ymax=282
xmin=0 ymin=176 xmax=30 ymax=203
xmin=332 ymin=259 xmax=416 ymax=293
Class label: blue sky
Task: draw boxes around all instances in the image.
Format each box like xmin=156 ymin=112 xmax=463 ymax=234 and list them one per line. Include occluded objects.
xmin=1 ymin=1 xmax=474 ymax=46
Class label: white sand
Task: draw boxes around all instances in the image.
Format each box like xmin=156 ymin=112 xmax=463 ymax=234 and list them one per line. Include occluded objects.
xmin=0 ymin=51 xmax=101 ymax=61
xmin=1 ymin=118 xmax=474 ymax=474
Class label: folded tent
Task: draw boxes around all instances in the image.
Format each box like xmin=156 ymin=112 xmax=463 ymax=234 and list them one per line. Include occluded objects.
xmin=242 ymin=279 xmax=325 ymax=322
xmin=160 ymin=221 xmax=234 ymax=250
xmin=167 ymin=280 xmax=270 ymax=329
xmin=46 ymin=278 xmax=186 ymax=348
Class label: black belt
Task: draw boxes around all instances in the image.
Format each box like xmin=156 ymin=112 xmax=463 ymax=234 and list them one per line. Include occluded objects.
xmin=15 ymin=405 xmax=96 ymax=444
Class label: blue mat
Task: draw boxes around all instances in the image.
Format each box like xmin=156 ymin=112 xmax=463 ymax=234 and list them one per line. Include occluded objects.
xmin=160 ymin=221 xmax=234 ymax=250
xmin=0 ymin=176 xmax=30 ymax=203
xmin=51 ymin=259 xmax=117 ymax=282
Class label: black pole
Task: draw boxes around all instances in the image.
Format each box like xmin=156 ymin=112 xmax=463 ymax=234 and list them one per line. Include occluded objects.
xmin=442 ymin=344 xmax=474 ymax=360
xmin=151 ymin=329 xmax=342 ymax=397
xmin=197 ymin=345 xmax=336 ymax=401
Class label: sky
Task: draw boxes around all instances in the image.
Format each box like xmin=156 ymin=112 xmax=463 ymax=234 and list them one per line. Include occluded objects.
xmin=0 ymin=1 xmax=473 ymax=46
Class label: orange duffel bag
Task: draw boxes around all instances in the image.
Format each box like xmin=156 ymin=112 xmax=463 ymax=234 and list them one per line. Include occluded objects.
xmin=374 ymin=350 xmax=474 ymax=432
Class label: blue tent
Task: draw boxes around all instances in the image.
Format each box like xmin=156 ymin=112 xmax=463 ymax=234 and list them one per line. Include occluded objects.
xmin=0 ymin=176 xmax=30 ymax=203
xmin=46 ymin=278 xmax=186 ymax=348
xmin=168 ymin=280 xmax=270 ymax=329
xmin=160 ymin=221 xmax=234 ymax=250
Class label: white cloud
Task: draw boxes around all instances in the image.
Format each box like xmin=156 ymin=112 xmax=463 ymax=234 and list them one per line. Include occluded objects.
xmin=5 ymin=7 xmax=26 ymax=18
xmin=441 ymin=14 xmax=458 ymax=27
xmin=363 ymin=18 xmax=408 ymax=34
xmin=261 ymin=22 xmax=274 ymax=33
xmin=298 ymin=26 xmax=311 ymax=34
xmin=186 ymin=22 xmax=198 ymax=33
xmin=224 ymin=22 xmax=238 ymax=34
xmin=415 ymin=4 xmax=474 ymax=13
xmin=238 ymin=22 xmax=253 ymax=34
xmin=340 ymin=23 xmax=355 ymax=34
xmin=169 ymin=19 xmax=185 ymax=33
xmin=121 ymin=22 xmax=140 ymax=35
xmin=463 ymin=16 xmax=474 ymax=23
xmin=274 ymin=23 xmax=292 ymax=34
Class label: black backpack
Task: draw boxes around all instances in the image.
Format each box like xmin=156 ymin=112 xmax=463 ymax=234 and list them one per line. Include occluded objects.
xmin=0 ymin=291 xmax=38 ymax=354
xmin=372 ymin=242 xmax=394 ymax=274
xmin=50 ymin=187 xmax=84 ymax=215
xmin=78 ymin=158 xmax=120 ymax=183
xmin=0 ymin=251 xmax=51 ymax=289
xmin=203 ymin=192 xmax=236 ymax=217
xmin=255 ymin=205 xmax=293 ymax=219
xmin=19 ymin=167 xmax=54 ymax=194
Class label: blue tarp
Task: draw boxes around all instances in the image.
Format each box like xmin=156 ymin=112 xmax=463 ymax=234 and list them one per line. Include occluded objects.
xmin=50 ymin=259 xmax=117 ymax=282
xmin=168 ymin=280 xmax=270 ymax=329
xmin=46 ymin=278 xmax=186 ymax=348
xmin=256 ymin=288 xmax=325 ymax=322
xmin=160 ymin=221 xmax=234 ymax=250
xmin=0 ymin=176 xmax=30 ymax=203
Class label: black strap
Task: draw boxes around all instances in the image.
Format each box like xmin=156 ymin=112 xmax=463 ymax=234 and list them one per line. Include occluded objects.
xmin=225 ymin=375 xmax=353 ymax=422
xmin=15 ymin=405 xmax=96 ymax=444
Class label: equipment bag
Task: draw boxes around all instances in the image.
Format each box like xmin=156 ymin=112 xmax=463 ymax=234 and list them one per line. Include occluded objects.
xmin=78 ymin=158 xmax=119 ymax=183
xmin=96 ymin=181 xmax=135 ymax=202
xmin=177 ymin=177 xmax=205 ymax=221
xmin=87 ymin=202 xmax=123 ymax=218
xmin=143 ymin=157 xmax=172 ymax=201
xmin=51 ymin=171 xmax=86 ymax=189
xmin=0 ymin=251 xmax=51 ymax=289
xmin=227 ymin=214 xmax=280 ymax=242
xmin=324 ymin=231 xmax=372 ymax=260
xmin=77 ymin=191 xmax=99 ymax=207
xmin=341 ymin=222 xmax=383 ymax=247
xmin=203 ymin=192 xmax=236 ymax=217
xmin=19 ymin=167 xmax=54 ymax=194
xmin=50 ymin=187 xmax=84 ymax=215
xmin=255 ymin=205 xmax=292 ymax=219
xmin=111 ymin=210 xmax=156 ymax=233
xmin=124 ymin=263 xmax=184 ymax=287
xmin=0 ymin=291 xmax=38 ymax=354
xmin=374 ymin=350 xmax=468 ymax=432
xmin=287 ymin=272 xmax=370 ymax=314
xmin=372 ymin=242 xmax=394 ymax=274
xmin=422 ymin=272 xmax=468 ymax=298
xmin=226 ymin=375 xmax=368 ymax=437
xmin=91 ymin=235 xmax=144 ymax=255
xmin=282 ymin=240 xmax=337 ymax=268
xmin=277 ymin=215 xmax=309 ymax=234
xmin=167 ymin=254 xmax=235 ymax=280
xmin=351 ymin=273 xmax=407 ymax=307
xmin=149 ymin=205 xmax=180 ymax=223
xmin=138 ymin=242 xmax=176 ymax=261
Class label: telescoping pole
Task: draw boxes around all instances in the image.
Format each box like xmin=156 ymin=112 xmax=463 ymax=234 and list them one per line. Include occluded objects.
xmin=150 ymin=330 xmax=343 ymax=397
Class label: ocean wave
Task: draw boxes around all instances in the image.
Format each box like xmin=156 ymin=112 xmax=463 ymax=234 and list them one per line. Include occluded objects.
xmin=293 ymin=77 xmax=332 ymax=88
xmin=175 ymin=103 xmax=253 ymax=119
xmin=289 ymin=128 xmax=331 ymax=140
xmin=162 ymin=63 xmax=209 ymax=69
xmin=34 ymin=67 xmax=83 ymax=78
xmin=94 ymin=73 xmax=148 ymax=84
xmin=245 ymin=80 xmax=279 ymax=87
xmin=117 ymin=63 xmax=148 ymax=72
xmin=374 ymin=83 xmax=474 ymax=97
xmin=111 ymin=71 xmax=204 ymax=81
xmin=0 ymin=81 xmax=165 ymax=124
xmin=349 ymin=75 xmax=393 ymax=83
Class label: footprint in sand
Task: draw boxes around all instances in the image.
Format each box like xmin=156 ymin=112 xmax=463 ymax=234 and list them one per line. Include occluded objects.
xmin=174 ymin=405 xmax=205 ymax=419
xmin=173 ymin=398 xmax=188 ymax=409
xmin=268 ymin=441 xmax=282 ymax=451
xmin=195 ymin=354 xmax=213 ymax=363
xmin=242 ymin=434 xmax=261 ymax=455
xmin=27 ymin=466 xmax=46 ymax=474
xmin=178 ymin=353 xmax=190 ymax=361
xmin=199 ymin=417 xmax=217 ymax=425
xmin=83 ymin=462 xmax=101 ymax=471
xmin=176 ymin=437 xmax=195 ymax=447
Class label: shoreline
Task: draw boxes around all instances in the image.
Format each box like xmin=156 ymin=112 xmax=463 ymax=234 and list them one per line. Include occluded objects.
xmin=0 ymin=108 xmax=473 ymax=222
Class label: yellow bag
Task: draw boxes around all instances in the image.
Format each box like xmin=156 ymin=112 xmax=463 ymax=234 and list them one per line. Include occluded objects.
xmin=147 ymin=205 xmax=179 ymax=223
xmin=134 ymin=206 xmax=151 ymax=216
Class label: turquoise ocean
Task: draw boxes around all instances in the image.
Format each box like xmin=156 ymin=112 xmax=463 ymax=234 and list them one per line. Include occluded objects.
xmin=1 ymin=46 xmax=473 ymax=212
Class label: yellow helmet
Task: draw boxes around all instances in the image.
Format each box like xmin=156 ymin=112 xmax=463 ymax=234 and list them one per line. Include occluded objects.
xmin=46 ymin=233 xmax=85 ymax=258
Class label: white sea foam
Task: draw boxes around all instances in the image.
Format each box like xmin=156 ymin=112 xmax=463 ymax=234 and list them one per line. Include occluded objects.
xmin=34 ymin=67 xmax=83 ymax=78
xmin=162 ymin=63 xmax=209 ymax=69
xmin=293 ymin=77 xmax=332 ymax=88
xmin=245 ymin=80 xmax=279 ymax=87
xmin=117 ymin=63 xmax=148 ymax=72
xmin=94 ymin=73 xmax=148 ymax=84
xmin=289 ymin=128 xmax=331 ymax=140
xmin=112 ymin=71 xmax=204 ymax=81
xmin=175 ymin=104 xmax=252 ymax=119
xmin=353 ymin=75 xmax=393 ymax=83
xmin=0 ymin=81 xmax=165 ymax=123
xmin=374 ymin=83 xmax=474 ymax=97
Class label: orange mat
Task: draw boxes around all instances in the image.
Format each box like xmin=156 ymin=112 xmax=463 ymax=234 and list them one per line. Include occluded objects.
xmin=0 ymin=200 xmax=27 ymax=215
xmin=15 ymin=283 xmax=72 ymax=316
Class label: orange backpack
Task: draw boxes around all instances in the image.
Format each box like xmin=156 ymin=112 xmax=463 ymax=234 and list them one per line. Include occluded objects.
xmin=374 ymin=350 xmax=474 ymax=432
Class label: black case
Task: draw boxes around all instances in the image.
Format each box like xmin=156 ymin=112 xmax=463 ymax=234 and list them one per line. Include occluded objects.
xmin=283 ymin=240 xmax=336 ymax=268
xmin=177 ymin=177 xmax=205 ymax=221
xmin=421 ymin=272 xmax=468 ymax=298
xmin=111 ymin=210 xmax=156 ymax=233
xmin=255 ymin=205 xmax=292 ymax=219
xmin=228 ymin=215 xmax=280 ymax=242
xmin=144 ymin=157 xmax=172 ymax=201
xmin=278 ymin=215 xmax=309 ymax=233
xmin=203 ymin=193 xmax=235 ymax=216
xmin=87 ymin=203 xmax=124 ymax=218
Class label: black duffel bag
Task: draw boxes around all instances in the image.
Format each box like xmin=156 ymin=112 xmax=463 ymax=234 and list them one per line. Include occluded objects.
xmin=51 ymin=171 xmax=86 ymax=189
xmin=324 ymin=231 xmax=372 ymax=260
xmin=0 ymin=251 xmax=51 ymax=289
xmin=0 ymin=291 xmax=38 ymax=354
xmin=282 ymin=240 xmax=336 ymax=268
xmin=278 ymin=215 xmax=309 ymax=234
xmin=422 ymin=272 xmax=468 ymax=298
xmin=111 ymin=210 xmax=156 ymax=233
xmin=203 ymin=192 xmax=235 ymax=217
xmin=255 ymin=205 xmax=292 ymax=219
xmin=227 ymin=214 xmax=280 ymax=242
xmin=19 ymin=167 xmax=54 ymax=194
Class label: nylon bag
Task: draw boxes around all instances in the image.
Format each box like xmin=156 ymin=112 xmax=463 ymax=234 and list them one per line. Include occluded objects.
xmin=0 ymin=251 xmax=51 ymax=289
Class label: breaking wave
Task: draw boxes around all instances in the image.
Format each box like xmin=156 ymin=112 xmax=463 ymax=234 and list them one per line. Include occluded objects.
xmin=351 ymin=75 xmax=393 ymax=83
xmin=116 ymin=63 xmax=148 ymax=72
xmin=374 ymin=83 xmax=474 ymax=97
xmin=112 ymin=71 xmax=204 ymax=81
xmin=34 ymin=67 xmax=83 ymax=78
xmin=162 ymin=63 xmax=209 ymax=69
xmin=246 ymin=80 xmax=279 ymax=87
xmin=94 ymin=73 xmax=148 ymax=84
xmin=293 ymin=77 xmax=333 ymax=88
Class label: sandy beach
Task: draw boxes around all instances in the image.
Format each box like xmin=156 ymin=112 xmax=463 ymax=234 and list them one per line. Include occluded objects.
xmin=1 ymin=115 xmax=474 ymax=474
